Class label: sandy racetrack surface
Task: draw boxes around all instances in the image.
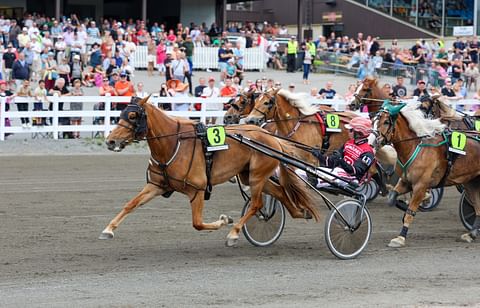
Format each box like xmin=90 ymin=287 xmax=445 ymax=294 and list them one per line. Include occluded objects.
xmin=1 ymin=154 xmax=480 ymax=307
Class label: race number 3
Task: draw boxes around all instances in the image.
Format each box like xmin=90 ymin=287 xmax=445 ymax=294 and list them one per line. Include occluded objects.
xmin=207 ymin=126 xmax=226 ymax=147
xmin=326 ymin=114 xmax=340 ymax=129
xmin=475 ymin=120 xmax=480 ymax=132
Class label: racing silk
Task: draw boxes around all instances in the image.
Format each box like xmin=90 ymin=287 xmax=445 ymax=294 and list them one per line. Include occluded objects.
xmin=320 ymin=138 xmax=375 ymax=180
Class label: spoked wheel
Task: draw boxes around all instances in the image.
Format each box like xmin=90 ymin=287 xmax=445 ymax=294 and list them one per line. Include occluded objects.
xmin=459 ymin=191 xmax=475 ymax=231
xmin=366 ymin=179 xmax=380 ymax=201
xmin=355 ymin=179 xmax=380 ymax=202
xmin=324 ymin=199 xmax=372 ymax=260
xmin=418 ymin=187 xmax=444 ymax=212
xmin=241 ymin=194 xmax=286 ymax=247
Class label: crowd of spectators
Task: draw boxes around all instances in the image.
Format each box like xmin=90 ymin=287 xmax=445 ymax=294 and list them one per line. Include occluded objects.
xmin=0 ymin=11 xmax=478 ymax=138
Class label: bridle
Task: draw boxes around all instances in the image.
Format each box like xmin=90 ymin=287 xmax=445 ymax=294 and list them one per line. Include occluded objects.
xmin=117 ymin=100 xmax=148 ymax=141
xmin=253 ymin=91 xmax=276 ymax=123
xmin=229 ymin=93 xmax=252 ymax=114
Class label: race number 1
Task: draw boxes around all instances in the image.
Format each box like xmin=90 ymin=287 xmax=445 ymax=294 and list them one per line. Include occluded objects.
xmin=326 ymin=114 xmax=341 ymax=132
xmin=449 ymin=131 xmax=467 ymax=155
xmin=206 ymin=126 xmax=229 ymax=151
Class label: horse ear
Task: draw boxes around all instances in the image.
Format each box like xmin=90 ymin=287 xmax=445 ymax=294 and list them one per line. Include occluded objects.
xmin=138 ymin=94 xmax=152 ymax=107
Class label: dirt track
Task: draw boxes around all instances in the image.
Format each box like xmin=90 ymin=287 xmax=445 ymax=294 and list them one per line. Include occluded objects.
xmin=1 ymin=154 xmax=479 ymax=307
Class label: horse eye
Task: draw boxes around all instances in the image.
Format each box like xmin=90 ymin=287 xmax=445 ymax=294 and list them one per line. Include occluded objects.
xmin=128 ymin=112 xmax=137 ymax=120
xmin=231 ymin=104 xmax=239 ymax=111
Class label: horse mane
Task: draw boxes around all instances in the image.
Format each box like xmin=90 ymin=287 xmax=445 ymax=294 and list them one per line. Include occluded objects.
xmin=401 ymin=103 xmax=446 ymax=137
xmin=277 ymin=89 xmax=319 ymax=116
xmin=434 ymin=96 xmax=462 ymax=119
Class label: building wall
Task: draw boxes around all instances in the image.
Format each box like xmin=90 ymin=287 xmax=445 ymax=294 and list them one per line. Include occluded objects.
xmin=228 ymin=0 xmax=434 ymax=39
xmin=180 ymin=0 xmax=215 ymax=26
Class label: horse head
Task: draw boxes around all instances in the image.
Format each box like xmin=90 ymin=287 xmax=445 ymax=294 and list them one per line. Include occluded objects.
xmin=244 ymin=87 xmax=279 ymax=126
xmin=223 ymin=90 xmax=255 ymax=124
xmin=372 ymin=101 xmax=407 ymax=147
xmin=106 ymin=95 xmax=151 ymax=152
xmin=350 ymin=77 xmax=387 ymax=114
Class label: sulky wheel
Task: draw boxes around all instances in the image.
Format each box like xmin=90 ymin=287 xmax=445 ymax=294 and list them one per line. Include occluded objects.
xmin=324 ymin=199 xmax=372 ymax=260
xmin=418 ymin=187 xmax=444 ymax=212
xmin=459 ymin=191 xmax=475 ymax=231
xmin=241 ymin=193 xmax=286 ymax=247
xmin=366 ymin=178 xmax=381 ymax=201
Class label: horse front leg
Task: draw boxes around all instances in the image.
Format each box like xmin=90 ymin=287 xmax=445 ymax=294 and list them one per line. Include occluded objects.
xmin=99 ymin=183 xmax=164 ymax=239
xmin=190 ymin=190 xmax=232 ymax=231
xmin=387 ymin=177 xmax=411 ymax=208
xmin=225 ymin=180 xmax=266 ymax=247
xmin=388 ymin=182 xmax=428 ymax=248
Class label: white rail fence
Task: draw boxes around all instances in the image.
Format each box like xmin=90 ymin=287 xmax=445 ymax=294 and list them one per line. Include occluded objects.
xmin=132 ymin=46 xmax=268 ymax=71
xmin=0 ymin=96 xmax=478 ymax=141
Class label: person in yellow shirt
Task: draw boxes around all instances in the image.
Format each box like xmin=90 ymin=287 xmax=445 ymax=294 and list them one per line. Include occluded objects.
xmin=17 ymin=27 xmax=31 ymax=50
xmin=285 ymin=35 xmax=298 ymax=72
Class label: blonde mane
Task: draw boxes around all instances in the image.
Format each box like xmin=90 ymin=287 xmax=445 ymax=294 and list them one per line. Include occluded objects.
xmin=277 ymin=89 xmax=319 ymax=115
xmin=401 ymin=103 xmax=446 ymax=137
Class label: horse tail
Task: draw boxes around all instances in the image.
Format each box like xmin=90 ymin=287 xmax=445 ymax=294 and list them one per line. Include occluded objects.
xmin=277 ymin=141 xmax=321 ymax=222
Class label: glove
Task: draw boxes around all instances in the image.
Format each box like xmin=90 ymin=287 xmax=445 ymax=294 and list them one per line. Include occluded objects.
xmin=311 ymin=148 xmax=323 ymax=160
xmin=332 ymin=150 xmax=342 ymax=160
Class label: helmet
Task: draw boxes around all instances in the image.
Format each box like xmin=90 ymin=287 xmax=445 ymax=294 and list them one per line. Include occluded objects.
xmin=345 ymin=117 xmax=372 ymax=137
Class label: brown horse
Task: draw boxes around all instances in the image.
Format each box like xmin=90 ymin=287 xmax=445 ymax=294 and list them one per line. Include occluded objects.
xmin=419 ymin=95 xmax=480 ymax=130
xmin=374 ymin=102 xmax=480 ymax=247
xmin=349 ymin=76 xmax=392 ymax=114
xmin=101 ymin=96 xmax=320 ymax=246
xmin=224 ymin=89 xmax=257 ymax=125
xmin=244 ymin=88 xmax=358 ymax=165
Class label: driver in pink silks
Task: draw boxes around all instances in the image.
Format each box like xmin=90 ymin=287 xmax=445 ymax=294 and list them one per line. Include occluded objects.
xmin=296 ymin=117 xmax=375 ymax=188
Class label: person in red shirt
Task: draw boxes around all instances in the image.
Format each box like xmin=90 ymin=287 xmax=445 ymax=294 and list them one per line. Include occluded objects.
xmin=114 ymin=72 xmax=134 ymax=112
xmin=296 ymin=117 xmax=375 ymax=188
xmin=219 ymin=78 xmax=237 ymax=98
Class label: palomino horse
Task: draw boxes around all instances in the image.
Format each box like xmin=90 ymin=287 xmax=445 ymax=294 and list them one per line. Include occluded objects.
xmin=101 ymin=96 xmax=320 ymax=246
xmin=349 ymin=76 xmax=392 ymax=114
xmin=244 ymin=88 xmax=358 ymax=165
xmin=373 ymin=102 xmax=480 ymax=247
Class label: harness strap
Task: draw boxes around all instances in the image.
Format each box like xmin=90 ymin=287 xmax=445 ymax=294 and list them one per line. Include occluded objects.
xmin=396 ymin=133 xmax=449 ymax=178
xmin=195 ymin=122 xmax=215 ymax=201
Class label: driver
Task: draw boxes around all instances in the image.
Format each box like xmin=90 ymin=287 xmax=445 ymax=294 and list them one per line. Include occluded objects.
xmin=296 ymin=117 xmax=375 ymax=188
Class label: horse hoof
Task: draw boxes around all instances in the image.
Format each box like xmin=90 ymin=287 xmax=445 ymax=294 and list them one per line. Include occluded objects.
xmin=460 ymin=233 xmax=474 ymax=243
xmin=225 ymin=236 xmax=239 ymax=247
xmin=219 ymin=214 xmax=234 ymax=225
xmin=387 ymin=236 xmax=405 ymax=248
xmin=98 ymin=231 xmax=114 ymax=240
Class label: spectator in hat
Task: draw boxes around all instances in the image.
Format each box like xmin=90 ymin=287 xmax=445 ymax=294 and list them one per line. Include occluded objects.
xmin=89 ymin=43 xmax=102 ymax=68
xmin=54 ymin=35 xmax=66 ymax=63
xmin=412 ymin=80 xmax=429 ymax=98
xmin=114 ymin=71 xmax=134 ymax=112
xmin=224 ymin=58 xmax=237 ymax=80
xmin=17 ymin=27 xmax=30 ymax=50
xmin=167 ymin=79 xmax=190 ymax=111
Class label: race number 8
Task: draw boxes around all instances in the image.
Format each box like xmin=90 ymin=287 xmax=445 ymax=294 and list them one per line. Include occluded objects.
xmin=475 ymin=120 xmax=480 ymax=132
xmin=326 ymin=114 xmax=340 ymax=129
xmin=451 ymin=131 xmax=467 ymax=151
xmin=207 ymin=126 xmax=226 ymax=146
